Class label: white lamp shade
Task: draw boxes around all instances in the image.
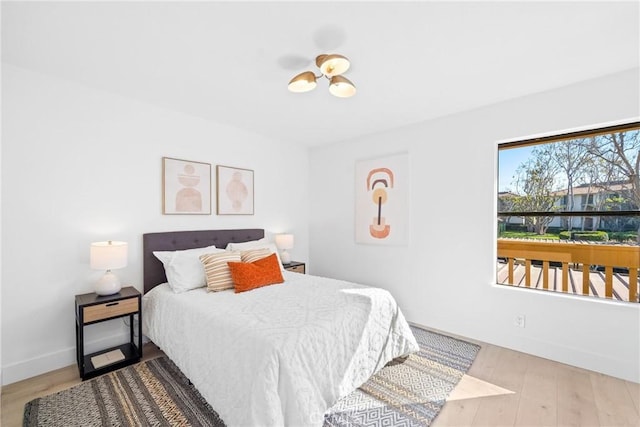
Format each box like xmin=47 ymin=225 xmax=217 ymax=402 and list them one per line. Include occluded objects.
xmin=288 ymin=71 xmax=317 ymax=93
xmin=329 ymin=75 xmax=356 ymax=98
xmin=317 ymin=54 xmax=350 ymax=77
xmin=90 ymin=241 xmax=128 ymax=270
xmin=275 ymin=234 xmax=294 ymax=250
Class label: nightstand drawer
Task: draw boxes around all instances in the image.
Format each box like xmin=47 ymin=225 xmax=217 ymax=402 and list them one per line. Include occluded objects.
xmin=83 ymin=298 xmax=139 ymax=323
xmin=286 ymin=264 xmax=305 ymax=274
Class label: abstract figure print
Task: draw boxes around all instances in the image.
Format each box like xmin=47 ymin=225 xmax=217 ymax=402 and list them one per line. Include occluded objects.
xmin=226 ymin=171 xmax=249 ymax=212
xmin=217 ymin=165 xmax=254 ymax=215
xmin=355 ymin=153 xmax=409 ymax=245
xmin=162 ymin=157 xmax=211 ymax=215
xmin=176 ymin=163 xmax=202 ymax=212
xmin=367 ymin=167 xmax=394 ymax=239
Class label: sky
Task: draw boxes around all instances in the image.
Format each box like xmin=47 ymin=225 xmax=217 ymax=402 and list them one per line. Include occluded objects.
xmin=498 ymin=145 xmax=533 ymax=192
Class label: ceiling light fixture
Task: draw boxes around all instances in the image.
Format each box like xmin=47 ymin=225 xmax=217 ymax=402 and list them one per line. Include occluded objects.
xmin=288 ymin=54 xmax=356 ymax=98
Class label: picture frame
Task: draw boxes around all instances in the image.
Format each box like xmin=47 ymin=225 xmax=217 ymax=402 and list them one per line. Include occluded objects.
xmin=216 ymin=165 xmax=254 ymax=215
xmin=162 ymin=157 xmax=211 ymax=215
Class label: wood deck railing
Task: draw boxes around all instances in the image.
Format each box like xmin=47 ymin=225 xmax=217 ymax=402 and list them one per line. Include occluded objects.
xmin=497 ymin=239 xmax=639 ymax=303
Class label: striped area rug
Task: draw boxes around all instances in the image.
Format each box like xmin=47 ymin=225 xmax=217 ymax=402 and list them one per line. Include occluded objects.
xmin=324 ymin=326 xmax=481 ymax=426
xmin=24 ymin=325 xmax=479 ymax=427
xmin=23 ymin=356 xmax=224 ymax=427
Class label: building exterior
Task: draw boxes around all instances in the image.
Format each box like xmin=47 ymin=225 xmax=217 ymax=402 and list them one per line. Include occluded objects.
xmin=499 ymin=182 xmax=638 ymax=232
xmin=550 ymin=181 xmax=637 ymax=231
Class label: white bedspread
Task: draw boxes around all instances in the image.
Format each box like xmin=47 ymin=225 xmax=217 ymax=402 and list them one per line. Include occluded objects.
xmin=142 ymin=271 xmax=419 ymax=427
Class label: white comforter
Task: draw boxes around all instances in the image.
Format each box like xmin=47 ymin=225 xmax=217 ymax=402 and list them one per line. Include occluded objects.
xmin=142 ymin=271 xmax=418 ymax=427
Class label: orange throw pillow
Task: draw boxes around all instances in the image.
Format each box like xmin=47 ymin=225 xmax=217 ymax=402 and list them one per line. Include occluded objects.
xmin=228 ymin=253 xmax=284 ymax=293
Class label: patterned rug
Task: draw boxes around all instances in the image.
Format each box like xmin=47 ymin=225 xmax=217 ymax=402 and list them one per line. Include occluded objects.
xmin=23 ymin=356 xmax=224 ymax=427
xmin=24 ymin=326 xmax=479 ymax=427
xmin=325 ymin=326 xmax=481 ymax=426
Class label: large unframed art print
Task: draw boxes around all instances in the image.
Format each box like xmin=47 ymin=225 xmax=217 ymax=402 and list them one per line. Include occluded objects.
xmin=355 ymin=152 xmax=409 ymax=245
xmin=162 ymin=157 xmax=212 ymax=215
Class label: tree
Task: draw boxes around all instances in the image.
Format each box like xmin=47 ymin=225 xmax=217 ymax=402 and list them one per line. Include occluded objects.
xmin=585 ymin=130 xmax=640 ymax=242
xmin=512 ymin=147 xmax=560 ymax=235
xmin=548 ymin=138 xmax=591 ymax=230
xmin=601 ymin=195 xmax=628 ymax=232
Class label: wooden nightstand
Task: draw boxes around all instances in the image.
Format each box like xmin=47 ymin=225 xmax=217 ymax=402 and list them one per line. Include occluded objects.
xmin=283 ymin=261 xmax=306 ymax=274
xmin=75 ymin=286 xmax=142 ymax=380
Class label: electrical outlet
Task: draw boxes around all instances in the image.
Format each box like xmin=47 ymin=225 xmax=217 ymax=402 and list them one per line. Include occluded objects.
xmin=514 ymin=314 xmax=526 ymax=328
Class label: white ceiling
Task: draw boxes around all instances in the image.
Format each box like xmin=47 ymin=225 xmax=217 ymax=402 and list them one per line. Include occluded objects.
xmin=2 ymin=1 xmax=639 ymax=146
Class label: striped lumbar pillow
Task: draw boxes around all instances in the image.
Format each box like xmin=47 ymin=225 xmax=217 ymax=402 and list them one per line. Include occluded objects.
xmin=200 ymin=251 xmax=241 ymax=292
xmin=240 ymin=248 xmax=271 ymax=264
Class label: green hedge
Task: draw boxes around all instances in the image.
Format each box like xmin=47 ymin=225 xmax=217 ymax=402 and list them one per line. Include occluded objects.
xmin=559 ymin=231 xmax=609 ymax=241
xmin=505 ymin=224 xmax=529 ymax=232
xmin=609 ymin=231 xmax=638 ymax=242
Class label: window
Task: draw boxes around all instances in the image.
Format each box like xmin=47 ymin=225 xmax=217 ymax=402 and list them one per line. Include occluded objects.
xmin=581 ymin=194 xmax=594 ymax=208
xmin=497 ymin=122 xmax=640 ymax=303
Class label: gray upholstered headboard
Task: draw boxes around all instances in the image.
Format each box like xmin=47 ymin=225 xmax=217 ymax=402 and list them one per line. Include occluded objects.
xmin=143 ymin=229 xmax=264 ymax=293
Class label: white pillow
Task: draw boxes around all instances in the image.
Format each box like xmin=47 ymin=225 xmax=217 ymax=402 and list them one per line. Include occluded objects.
xmin=153 ymin=245 xmax=225 ymax=293
xmin=225 ymin=238 xmax=286 ymax=272
xmin=225 ymin=237 xmax=268 ymax=251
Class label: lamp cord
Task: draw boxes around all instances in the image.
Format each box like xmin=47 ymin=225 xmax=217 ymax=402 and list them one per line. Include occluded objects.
xmin=123 ymin=317 xmax=139 ymax=340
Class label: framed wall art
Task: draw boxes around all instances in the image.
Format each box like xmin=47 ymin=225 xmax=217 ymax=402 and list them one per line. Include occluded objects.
xmin=216 ymin=165 xmax=254 ymax=215
xmin=162 ymin=157 xmax=211 ymax=215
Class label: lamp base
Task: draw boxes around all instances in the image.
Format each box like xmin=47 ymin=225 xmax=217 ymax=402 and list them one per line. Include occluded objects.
xmin=280 ymin=250 xmax=292 ymax=264
xmin=95 ymin=271 xmax=122 ymax=296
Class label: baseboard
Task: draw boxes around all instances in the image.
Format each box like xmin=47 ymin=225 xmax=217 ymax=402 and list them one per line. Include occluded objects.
xmin=2 ymin=332 xmax=130 ymax=386
xmin=409 ymin=320 xmax=639 ymax=383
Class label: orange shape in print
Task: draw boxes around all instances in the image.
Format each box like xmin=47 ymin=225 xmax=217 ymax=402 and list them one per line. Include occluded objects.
xmin=226 ymin=171 xmax=248 ymax=212
xmin=176 ymin=164 xmax=202 ymax=212
xmin=367 ymin=167 xmax=394 ymax=239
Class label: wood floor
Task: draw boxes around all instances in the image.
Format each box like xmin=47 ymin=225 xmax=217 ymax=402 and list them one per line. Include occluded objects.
xmin=2 ymin=338 xmax=639 ymax=427
xmin=432 ymin=334 xmax=640 ymax=427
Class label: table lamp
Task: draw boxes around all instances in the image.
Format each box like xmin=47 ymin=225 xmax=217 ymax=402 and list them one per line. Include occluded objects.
xmin=275 ymin=234 xmax=294 ymax=264
xmin=90 ymin=240 xmax=128 ymax=295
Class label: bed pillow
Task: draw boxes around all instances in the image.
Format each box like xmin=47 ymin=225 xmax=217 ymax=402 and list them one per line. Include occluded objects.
xmin=228 ymin=253 xmax=284 ymax=293
xmin=200 ymin=251 xmax=242 ymax=292
xmin=240 ymin=248 xmax=271 ymax=263
xmin=225 ymin=239 xmax=285 ymax=272
xmin=153 ymin=245 xmax=224 ymax=293
xmin=225 ymin=237 xmax=268 ymax=251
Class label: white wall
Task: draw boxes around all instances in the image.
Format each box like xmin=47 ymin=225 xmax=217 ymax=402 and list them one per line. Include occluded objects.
xmin=1 ymin=64 xmax=309 ymax=384
xmin=3 ymin=63 xmax=638 ymax=386
xmin=309 ymin=68 xmax=640 ymax=382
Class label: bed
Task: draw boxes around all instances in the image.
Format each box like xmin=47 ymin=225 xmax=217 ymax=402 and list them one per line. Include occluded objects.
xmin=141 ymin=229 xmax=419 ymax=427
